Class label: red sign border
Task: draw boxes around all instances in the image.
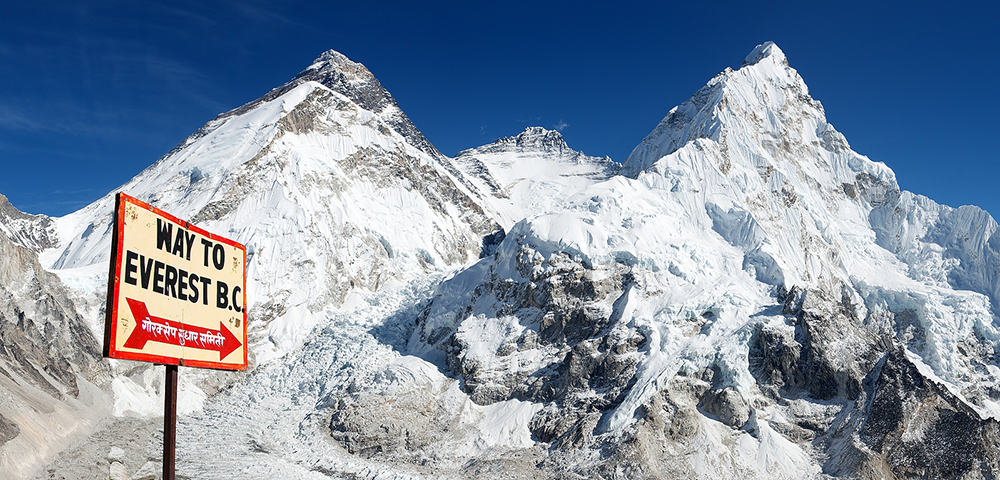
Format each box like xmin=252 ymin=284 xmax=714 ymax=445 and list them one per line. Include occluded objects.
xmin=104 ymin=192 xmax=248 ymax=371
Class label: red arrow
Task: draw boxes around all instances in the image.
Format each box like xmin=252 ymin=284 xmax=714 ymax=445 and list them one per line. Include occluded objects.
xmin=124 ymin=298 xmax=242 ymax=361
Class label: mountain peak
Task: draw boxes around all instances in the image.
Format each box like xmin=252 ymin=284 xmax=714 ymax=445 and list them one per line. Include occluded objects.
xmin=219 ymin=49 xmax=442 ymax=158
xmin=293 ymin=50 xmax=443 ymax=157
xmin=309 ymin=49 xmax=354 ymax=67
xmin=621 ymin=41 xmax=816 ymax=177
xmin=302 ymin=49 xmax=377 ymax=86
xmin=742 ymin=41 xmax=787 ymax=67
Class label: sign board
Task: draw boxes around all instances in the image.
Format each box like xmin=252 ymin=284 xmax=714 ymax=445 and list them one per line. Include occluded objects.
xmin=104 ymin=192 xmax=247 ymax=370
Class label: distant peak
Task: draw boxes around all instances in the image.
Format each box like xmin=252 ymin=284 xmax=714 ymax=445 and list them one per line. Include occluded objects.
xmin=475 ymin=127 xmax=571 ymax=155
xmin=742 ymin=41 xmax=787 ymax=67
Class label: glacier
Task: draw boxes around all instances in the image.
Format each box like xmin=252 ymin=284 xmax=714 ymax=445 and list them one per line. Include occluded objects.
xmin=1 ymin=41 xmax=998 ymax=479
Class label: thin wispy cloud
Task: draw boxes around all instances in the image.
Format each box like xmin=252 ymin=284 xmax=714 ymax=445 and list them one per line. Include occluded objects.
xmin=0 ymin=108 xmax=48 ymax=132
xmin=0 ymin=36 xmax=228 ymax=142
xmin=139 ymin=55 xmax=229 ymax=112
xmin=146 ymin=3 xmax=218 ymax=28
xmin=0 ymin=102 xmax=113 ymax=136
xmin=553 ymin=120 xmax=569 ymax=132
xmin=231 ymin=2 xmax=296 ymax=25
xmin=224 ymin=0 xmax=323 ymax=36
xmin=0 ymin=99 xmax=204 ymax=142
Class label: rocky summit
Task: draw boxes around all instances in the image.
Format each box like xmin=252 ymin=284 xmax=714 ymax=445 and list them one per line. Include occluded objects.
xmin=3 ymin=42 xmax=1000 ymax=479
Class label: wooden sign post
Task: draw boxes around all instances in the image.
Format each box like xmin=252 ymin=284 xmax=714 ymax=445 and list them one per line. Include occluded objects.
xmin=104 ymin=192 xmax=247 ymax=479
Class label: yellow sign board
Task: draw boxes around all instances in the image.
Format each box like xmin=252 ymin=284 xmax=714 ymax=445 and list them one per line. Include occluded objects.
xmin=104 ymin=193 xmax=247 ymax=370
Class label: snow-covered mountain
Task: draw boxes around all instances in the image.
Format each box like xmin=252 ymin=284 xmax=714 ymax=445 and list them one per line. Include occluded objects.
xmin=403 ymin=42 xmax=1000 ymax=478
xmin=4 ymin=42 xmax=1000 ymax=479
xmin=49 ymin=52 xmax=499 ymax=367
xmin=0 ymin=195 xmax=110 ymax=479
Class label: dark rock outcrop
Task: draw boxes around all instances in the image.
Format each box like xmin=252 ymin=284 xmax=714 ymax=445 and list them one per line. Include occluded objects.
xmin=858 ymin=348 xmax=1000 ymax=479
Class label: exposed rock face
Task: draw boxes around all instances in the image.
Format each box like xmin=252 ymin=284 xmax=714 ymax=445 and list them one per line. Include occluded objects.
xmin=701 ymin=386 xmax=750 ymax=428
xmin=411 ymin=235 xmax=643 ymax=448
xmin=856 ymin=349 xmax=1000 ymax=479
xmin=391 ymin=42 xmax=1000 ymax=479
xmin=183 ymin=85 xmax=496 ymax=309
xmin=49 ymin=79 xmax=499 ymax=346
xmin=473 ymin=126 xmax=588 ymax=158
xmin=0 ymin=414 xmax=18 ymax=447
xmin=0 ymin=206 xmax=110 ymax=479
xmin=0 ymin=228 xmax=106 ymax=399
xmin=21 ymin=47 xmax=502 ymax=479
xmin=749 ymin=286 xmax=887 ymax=401
xmin=329 ymin=392 xmax=450 ymax=458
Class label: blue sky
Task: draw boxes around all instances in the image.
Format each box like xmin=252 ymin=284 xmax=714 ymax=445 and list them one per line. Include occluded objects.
xmin=2 ymin=1 xmax=998 ymax=218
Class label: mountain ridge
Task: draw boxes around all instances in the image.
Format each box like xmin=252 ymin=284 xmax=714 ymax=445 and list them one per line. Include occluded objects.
xmin=3 ymin=42 xmax=999 ymax=479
